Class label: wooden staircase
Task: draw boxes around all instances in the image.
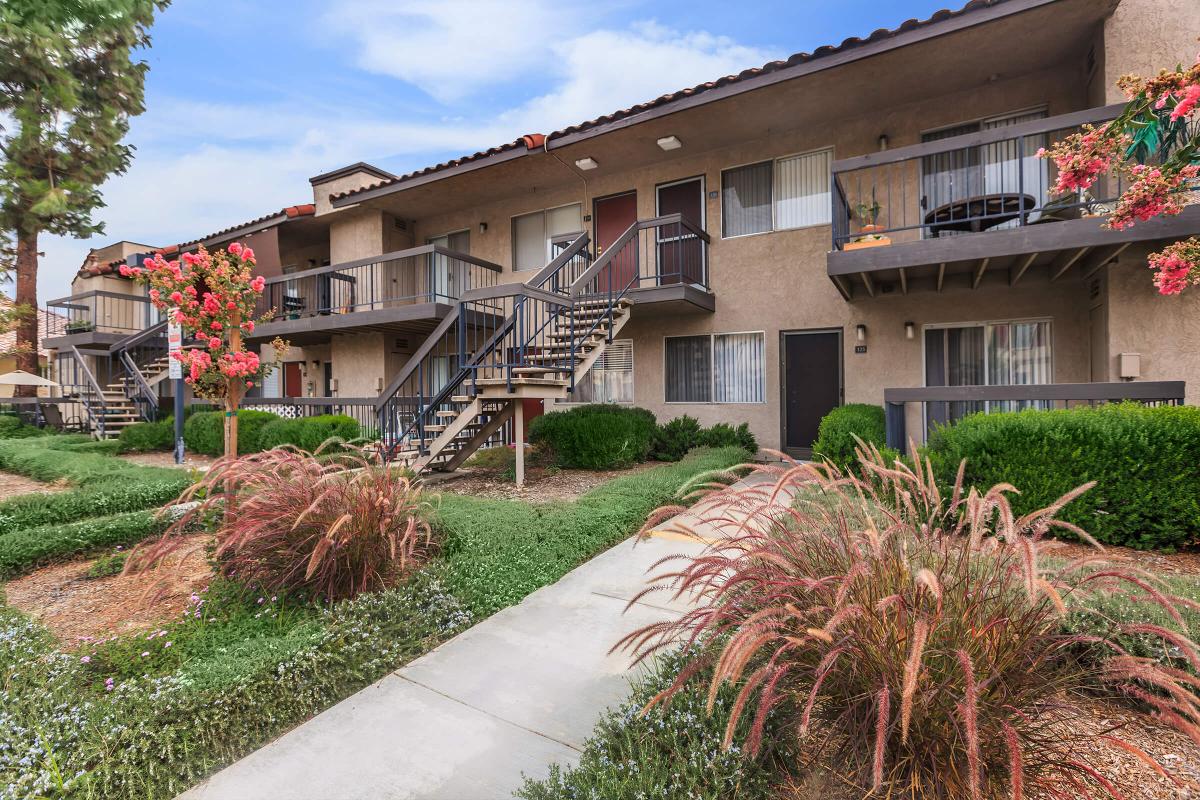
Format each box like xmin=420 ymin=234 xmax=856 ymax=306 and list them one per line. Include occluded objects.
xmin=395 ymin=298 xmax=632 ymax=473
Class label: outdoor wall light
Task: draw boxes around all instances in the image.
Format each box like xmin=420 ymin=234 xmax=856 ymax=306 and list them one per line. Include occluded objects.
xmin=575 ymin=157 xmax=599 ymax=170
xmin=904 ymin=321 xmax=915 ymax=340
xmin=657 ymin=135 xmax=682 ymax=151
xmin=479 ymin=221 xmax=488 ymax=234
xmin=856 ymin=323 xmax=868 ymax=342
xmin=878 ymin=133 xmax=889 ymax=151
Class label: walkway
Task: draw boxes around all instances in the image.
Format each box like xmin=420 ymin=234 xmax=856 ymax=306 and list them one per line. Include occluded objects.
xmin=178 ymin=528 xmax=711 ymax=799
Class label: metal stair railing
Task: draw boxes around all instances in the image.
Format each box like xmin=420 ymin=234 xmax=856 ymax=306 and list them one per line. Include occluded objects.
xmin=110 ymin=319 xmax=168 ymax=421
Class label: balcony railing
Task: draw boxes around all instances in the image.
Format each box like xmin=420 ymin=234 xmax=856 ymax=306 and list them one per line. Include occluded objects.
xmin=254 ymin=245 xmax=503 ymax=322
xmin=831 ymin=104 xmax=1128 ymax=251
xmin=882 ymin=381 xmax=1186 ymax=449
xmin=45 ymin=291 xmax=157 ymax=337
xmin=586 ymin=214 xmax=710 ymax=292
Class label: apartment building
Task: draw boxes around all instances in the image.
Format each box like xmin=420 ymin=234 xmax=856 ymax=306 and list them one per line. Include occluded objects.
xmin=45 ymin=0 xmax=1200 ymax=462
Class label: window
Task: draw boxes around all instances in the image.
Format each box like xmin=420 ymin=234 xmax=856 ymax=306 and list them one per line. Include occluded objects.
xmin=721 ymin=149 xmax=832 ymax=237
xmin=572 ymin=339 xmax=633 ymax=404
xmin=924 ymin=319 xmax=1052 ymax=427
xmin=665 ymin=332 xmax=765 ymax=404
xmin=511 ymin=203 xmax=583 ymax=271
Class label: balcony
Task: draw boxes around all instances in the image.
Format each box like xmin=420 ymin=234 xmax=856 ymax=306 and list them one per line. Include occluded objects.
xmin=250 ymin=245 xmax=504 ymax=344
xmin=43 ymin=291 xmax=157 ymax=349
xmin=826 ymin=104 xmax=1200 ymax=299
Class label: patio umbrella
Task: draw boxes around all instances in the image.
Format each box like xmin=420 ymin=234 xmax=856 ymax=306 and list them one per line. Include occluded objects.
xmin=0 ymin=370 xmax=58 ymax=388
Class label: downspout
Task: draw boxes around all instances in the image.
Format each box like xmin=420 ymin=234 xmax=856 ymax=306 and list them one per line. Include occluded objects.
xmin=543 ymin=136 xmax=590 ymax=240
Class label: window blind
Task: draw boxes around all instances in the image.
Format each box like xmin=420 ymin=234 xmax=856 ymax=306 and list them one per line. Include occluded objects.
xmin=775 ymin=149 xmax=832 ymax=229
xmin=665 ymin=336 xmax=712 ymax=402
xmin=721 ymin=161 xmax=773 ymax=237
xmin=512 ymin=211 xmax=547 ymax=271
xmin=713 ymin=333 xmax=765 ymax=403
xmin=574 ymin=339 xmax=633 ymax=403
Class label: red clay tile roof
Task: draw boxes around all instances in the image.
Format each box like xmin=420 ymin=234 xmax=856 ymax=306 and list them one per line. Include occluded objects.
xmin=75 ymin=204 xmax=317 ymax=279
xmin=330 ymin=0 xmax=1020 ymax=205
xmin=0 ymin=295 xmax=67 ymax=356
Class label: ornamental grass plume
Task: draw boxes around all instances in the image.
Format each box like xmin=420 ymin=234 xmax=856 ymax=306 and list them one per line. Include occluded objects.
xmin=127 ymin=445 xmax=434 ymax=602
xmin=615 ymin=442 xmax=1200 ymax=799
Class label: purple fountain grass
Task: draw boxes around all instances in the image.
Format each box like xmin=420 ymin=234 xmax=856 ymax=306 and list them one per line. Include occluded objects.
xmin=613 ymin=442 xmax=1200 ymax=798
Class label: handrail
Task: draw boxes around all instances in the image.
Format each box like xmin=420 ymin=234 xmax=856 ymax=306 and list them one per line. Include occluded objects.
xmin=569 ymin=214 xmax=707 ymax=296
xmin=111 ymin=319 xmax=168 ymax=352
xmin=527 ymin=232 xmax=591 ymax=289
xmin=69 ymin=345 xmax=106 ymax=399
xmin=372 ymin=307 xmax=461 ymax=413
xmin=832 ymin=103 xmax=1125 ymax=173
xmin=47 ymin=289 xmax=152 ymax=306
xmin=883 ymin=381 xmax=1186 ymax=403
xmin=263 ymin=244 xmax=504 ymax=286
xmin=119 ymin=349 xmax=158 ymax=412
xmin=461 ymin=282 xmax=571 ymax=307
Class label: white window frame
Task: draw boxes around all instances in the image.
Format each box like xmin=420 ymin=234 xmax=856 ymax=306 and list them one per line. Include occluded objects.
xmin=663 ymin=330 xmax=767 ymax=405
xmin=720 ymin=146 xmax=834 ymax=240
xmin=562 ymin=338 xmax=634 ymax=405
xmin=510 ymin=202 xmax=584 ymax=272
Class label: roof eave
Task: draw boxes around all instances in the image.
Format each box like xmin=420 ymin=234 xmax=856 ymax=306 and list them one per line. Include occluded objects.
xmin=329 ymin=145 xmax=532 ymax=209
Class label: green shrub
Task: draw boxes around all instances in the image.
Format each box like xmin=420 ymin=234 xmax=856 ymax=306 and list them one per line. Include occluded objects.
xmin=0 ymin=510 xmax=168 ymax=576
xmin=813 ymin=403 xmax=889 ymax=469
xmin=651 ymin=415 xmax=702 ymax=461
xmin=697 ymin=421 xmax=758 ymax=455
xmin=184 ymin=410 xmax=280 ymax=456
xmin=119 ymin=417 xmax=175 ymax=452
xmin=256 ymin=414 xmax=361 ymax=451
xmin=923 ymin=403 xmax=1200 ymax=550
xmin=518 ymin=648 xmax=785 ymax=800
xmin=463 ymin=446 xmax=515 ymax=472
xmin=529 ymin=404 xmax=657 ymax=469
xmin=434 ymin=447 xmax=745 ymax=616
xmin=0 ymin=414 xmax=46 ymax=439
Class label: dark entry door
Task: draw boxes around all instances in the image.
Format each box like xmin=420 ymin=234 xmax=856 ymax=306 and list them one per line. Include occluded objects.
xmin=593 ymin=191 xmax=638 ymax=291
xmin=781 ymin=330 xmax=842 ymax=457
xmin=655 ymin=177 xmax=705 ymax=285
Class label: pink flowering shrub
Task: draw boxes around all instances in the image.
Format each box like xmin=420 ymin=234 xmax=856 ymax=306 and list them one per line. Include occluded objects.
xmin=1040 ymin=54 xmax=1200 ymax=296
xmin=617 ymin=447 xmax=1200 ymax=799
xmin=121 ymin=243 xmax=285 ymax=455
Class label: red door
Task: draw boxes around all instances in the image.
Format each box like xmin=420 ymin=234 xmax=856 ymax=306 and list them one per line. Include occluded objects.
xmin=593 ymin=191 xmax=638 ymax=293
xmin=656 ymin=178 xmax=705 ymax=285
xmin=283 ymin=362 xmax=303 ymax=398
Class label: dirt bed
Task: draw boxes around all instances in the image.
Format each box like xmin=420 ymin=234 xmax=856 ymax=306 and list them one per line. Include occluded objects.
xmin=117 ymin=451 xmax=217 ymax=470
xmin=5 ymin=534 xmax=214 ymax=645
xmin=432 ymin=462 xmax=661 ymax=502
xmin=0 ymin=470 xmax=66 ymax=501
xmin=1045 ymin=539 xmax=1200 ymax=576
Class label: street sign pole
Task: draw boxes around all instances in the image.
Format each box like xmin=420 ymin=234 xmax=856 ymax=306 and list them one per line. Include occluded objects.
xmin=168 ymin=319 xmax=184 ymax=464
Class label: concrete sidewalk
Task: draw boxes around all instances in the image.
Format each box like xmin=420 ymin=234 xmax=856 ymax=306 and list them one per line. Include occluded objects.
xmin=178 ymin=530 xmax=711 ymax=800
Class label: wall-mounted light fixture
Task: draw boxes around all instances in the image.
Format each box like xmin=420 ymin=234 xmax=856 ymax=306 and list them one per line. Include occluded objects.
xmin=479 ymin=221 xmax=488 ymax=234
xmin=657 ymin=135 xmax=682 ymax=151
xmin=878 ymin=133 xmax=889 ymax=151
xmin=856 ymin=324 xmax=868 ymax=343
xmin=904 ymin=321 xmax=915 ymax=340
xmin=574 ymin=157 xmax=599 ymax=170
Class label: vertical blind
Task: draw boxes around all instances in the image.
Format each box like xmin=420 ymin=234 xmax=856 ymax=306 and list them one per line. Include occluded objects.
xmin=721 ymin=161 xmax=772 ymax=237
xmin=665 ymin=333 xmax=765 ymax=403
xmin=574 ymin=339 xmax=633 ymax=403
xmin=512 ymin=204 xmax=583 ymax=270
xmin=775 ymin=149 xmax=832 ymax=229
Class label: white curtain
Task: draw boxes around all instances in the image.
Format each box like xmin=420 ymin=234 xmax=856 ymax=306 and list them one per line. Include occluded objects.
xmin=713 ymin=332 xmax=765 ymax=403
xmin=775 ymin=149 xmax=832 ymax=229
xmin=983 ymin=109 xmax=1049 ymax=226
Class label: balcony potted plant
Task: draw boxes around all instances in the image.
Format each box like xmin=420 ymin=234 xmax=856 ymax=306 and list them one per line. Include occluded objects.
xmin=66 ymin=319 xmax=94 ymax=333
xmin=846 ymin=190 xmax=891 ymax=250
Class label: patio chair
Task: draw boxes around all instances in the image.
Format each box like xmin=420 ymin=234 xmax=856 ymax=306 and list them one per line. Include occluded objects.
xmin=40 ymin=404 xmax=66 ymax=432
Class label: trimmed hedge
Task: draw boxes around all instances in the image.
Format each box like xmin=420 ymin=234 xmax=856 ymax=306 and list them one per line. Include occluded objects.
xmin=529 ymin=404 xmax=657 ymax=469
xmin=257 ymin=414 xmax=360 ymax=452
xmin=923 ymin=403 xmax=1200 ymax=550
xmin=119 ymin=417 xmax=175 ymax=453
xmin=0 ymin=437 xmax=191 ymax=536
xmin=183 ymin=410 xmax=280 ymax=456
xmin=652 ymin=416 xmax=758 ymax=462
xmin=0 ymin=415 xmax=46 ymax=439
xmin=434 ymin=446 xmax=746 ymax=616
xmin=0 ymin=510 xmax=167 ymax=577
xmin=813 ymin=403 xmax=891 ymax=469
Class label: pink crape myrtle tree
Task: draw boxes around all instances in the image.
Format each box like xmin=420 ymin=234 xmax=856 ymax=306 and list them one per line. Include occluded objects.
xmin=121 ymin=243 xmax=285 ymax=458
xmin=1039 ymin=53 xmax=1200 ymax=294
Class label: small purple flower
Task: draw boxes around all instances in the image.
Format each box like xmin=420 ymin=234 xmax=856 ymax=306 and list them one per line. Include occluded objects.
xmin=164 ymin=641 xmax=173 ymax=648
xmin=141 ymin=651 xmax=150 ymax=658
xmin=105 ymin=677 xmax=114 ymax=691
xmin=257 ymin=597 xmax=265 ymax=604
xmin=80 ymin=655 xmax=91 ymax=664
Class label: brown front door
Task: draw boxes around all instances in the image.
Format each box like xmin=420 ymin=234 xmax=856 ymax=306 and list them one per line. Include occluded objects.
xmin=781 ymin=330 xmax=843 ymax=458
xmin=593 ymin=191 xmax=638 ymax=292
xmin=283 ymin=362 xmax=303 ymax=398
xmin=655 ymin=177 xmax=705 ymax=285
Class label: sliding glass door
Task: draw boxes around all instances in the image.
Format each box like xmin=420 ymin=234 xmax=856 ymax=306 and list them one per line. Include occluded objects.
xmin=924 ymin=320 xmax=1052 ymax=430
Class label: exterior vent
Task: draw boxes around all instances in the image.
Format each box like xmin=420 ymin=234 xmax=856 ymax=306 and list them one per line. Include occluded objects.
xmin=393 ymin=217 xmax=408 ymax=231
xmin=393 ymin=338 xmax=410 ymax=352
xmin=1089 ymin=277 xmax=1101 ymax=301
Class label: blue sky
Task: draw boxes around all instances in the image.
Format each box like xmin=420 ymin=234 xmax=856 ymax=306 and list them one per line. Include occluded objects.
xmin=35 ymin=0 xmax=952 ymax=298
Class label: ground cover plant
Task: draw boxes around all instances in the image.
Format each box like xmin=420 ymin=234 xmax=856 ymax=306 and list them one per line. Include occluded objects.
xmin=616 ymin=446 xmax=1200 ymax=799
xmin=434 ymin=446 xmax=746 ymax=617
xmin=923 ymin=402 xmax=1200 ymax=550
xmin=0 ymin=437 xmax=191 ymax=556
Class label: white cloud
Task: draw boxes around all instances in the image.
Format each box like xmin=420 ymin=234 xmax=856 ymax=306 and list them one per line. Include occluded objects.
xmin=31 ymin=13 xmax=778 ymax=300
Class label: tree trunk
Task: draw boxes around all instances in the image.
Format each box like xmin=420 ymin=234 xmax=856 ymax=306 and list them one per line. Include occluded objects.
xmin=14 ymin=229 xmax=39 ymax=398
xmin=224 ymin=314 xmax=243 ymax=459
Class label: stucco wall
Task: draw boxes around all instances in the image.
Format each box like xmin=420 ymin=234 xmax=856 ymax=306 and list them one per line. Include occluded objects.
xmin=1101 ymin=0 xmax=1200 ymax=104
xmin=330 ymin=333 xmax=387 ymax=397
